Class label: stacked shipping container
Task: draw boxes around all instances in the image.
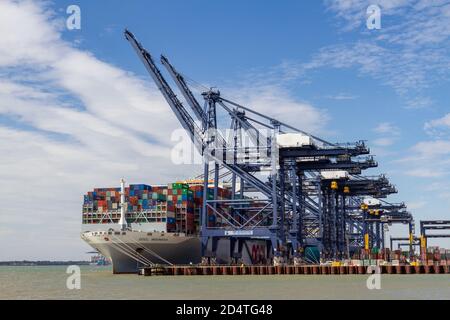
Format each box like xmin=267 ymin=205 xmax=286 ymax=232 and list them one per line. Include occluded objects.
xmin=82 ymin=184 xmax=167 ymax=225
xmin=191 ymin=185 xmax=214 ymax=229
xmin=191 ymin=185 xmax=232 ymax=229
xmin=166 ymin=183 xmax=195 ymax=234
xmin=82 ymin=182 xmax=232 ymax=234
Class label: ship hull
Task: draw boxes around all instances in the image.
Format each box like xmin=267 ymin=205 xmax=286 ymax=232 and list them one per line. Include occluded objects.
xmin=82 ymin=229 xmax=268 ymax=274
xmin=82 ymin=230 xmax=202 ymax=273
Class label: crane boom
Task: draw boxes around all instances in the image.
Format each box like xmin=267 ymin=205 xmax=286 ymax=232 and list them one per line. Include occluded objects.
xmin=159 ymin=56 xmax=271 ymax=194
xmin=124 ymin=30 xmax=274 ymax=197
xmin=161 ymin=55 xmax=231 ymax=150
xmin=124 ymin=30 xmax=203 ymax=152
xmin=217 ymin=101 xmax=264 ymax=147
xmin=160 ymin=55 xmax=207 ymax=127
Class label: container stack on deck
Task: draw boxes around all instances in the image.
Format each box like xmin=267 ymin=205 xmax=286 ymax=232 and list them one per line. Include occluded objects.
xmin=83 ymin=187 xmax=120 ymax=213
xmin=191 ymin=185 xmax=213 ymax=229
xmin=167 ymin=183 xmax=195 ymax=234
xmin=82 ymin=184 xmax=167 ymax=225
xmin=127 ymin=184 xmax=167 ymax=212
xmin=82 ymin=182 xmax=232 ymax=233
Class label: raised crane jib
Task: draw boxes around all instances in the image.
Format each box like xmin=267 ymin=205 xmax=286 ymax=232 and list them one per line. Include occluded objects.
xmin=124 ymin=30 xmax=274 ymax=198
xmin=124 ymin=29 xmax=203 ymax=152
xmin=160 ymin=55 xmax=207 ymax=128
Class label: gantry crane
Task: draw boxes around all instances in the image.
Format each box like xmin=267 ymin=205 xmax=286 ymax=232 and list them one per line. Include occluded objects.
xmin=419 ymin=220 xmax=450 ymax=258
xmin=124 ymin=29 xmax=417 ymax=264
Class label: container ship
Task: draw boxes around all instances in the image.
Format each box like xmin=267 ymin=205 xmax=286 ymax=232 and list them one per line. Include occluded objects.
xmin=81 ymin=180 xmax=267 ymax=274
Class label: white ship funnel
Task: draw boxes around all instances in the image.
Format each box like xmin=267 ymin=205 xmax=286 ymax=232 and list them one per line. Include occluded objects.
xmin=119 ymin=178 xmax=128 ymax=231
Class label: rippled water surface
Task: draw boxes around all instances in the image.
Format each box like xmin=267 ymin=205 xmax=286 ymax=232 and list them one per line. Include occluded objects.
xmin=0 ymin=266 xmax=449 ymax=300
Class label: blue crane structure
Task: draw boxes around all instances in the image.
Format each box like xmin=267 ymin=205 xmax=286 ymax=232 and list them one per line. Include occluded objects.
xmin=419 ymin=220 xmax=450 ymax=257
xmin=390 ymin=236 xmax=420 ymax=251
xmin=124 ymin=29 xmax=416 ymax=264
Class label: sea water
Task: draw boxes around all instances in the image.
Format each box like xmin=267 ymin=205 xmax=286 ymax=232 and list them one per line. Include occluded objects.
xmin=0 ymin=265 xmax=448 ymax=300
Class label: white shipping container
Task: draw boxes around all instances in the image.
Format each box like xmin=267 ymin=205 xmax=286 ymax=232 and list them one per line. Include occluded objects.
xmin=376 ymin=259 xmax=384 ymax=266
xmin=276 ymin=133 xmax=314 ymax=148
xmin=363 ymin=197 xmax=381 ymax=206
xmin=351 ymin=260 xmax=362 ymax=266
xmin=320 ymin=170 xmax=349 ymax=180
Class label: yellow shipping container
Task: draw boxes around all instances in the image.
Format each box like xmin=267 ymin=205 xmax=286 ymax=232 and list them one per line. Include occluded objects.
xmin=331 ymin=261 xmax=341 ymax=267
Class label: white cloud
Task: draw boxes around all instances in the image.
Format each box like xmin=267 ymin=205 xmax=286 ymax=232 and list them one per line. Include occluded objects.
xmin=405 ymin=168 xmax=445 ymax=178
xmin=0 ymin=0 xmax=195 ymax=260
xmin=324 ymin=0 xmax=411 ymax=31
xmin=374 ymin=122 xmax=400 ymax=135
xmin=424 ymin=182 xmax=450 ymax=200
xmin=396 ymin=140 xmax=450 ymax=178
xmin=373 ymin=137 xmax=396 ymax=146
xmin=407 ymin=200 xmax=427 ymax=210
xmin=294 ymin=1 xmax=450 ymax=109
xmin=325 ymin=93 xmax=358 ymax=100
xmin=223 ymin=83 xmax=329 ymax=135
xmin=372 ymin=122 xmax=400 ymax=147
xmin=394 ymin=113 xmax=450 ymax=180
xmin=0 ymin=1 xmax=328 ymax=260
xmin=424 ymin=113 xmax=450 ymax=138
xmin=411 ymin=140 xmax=450 ymax=156
xmin=425 ymin=113 xmax=450 ymax=129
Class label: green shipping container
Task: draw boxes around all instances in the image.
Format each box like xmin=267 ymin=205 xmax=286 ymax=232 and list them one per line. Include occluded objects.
xmin=172 ymin=183 xmax=189 ymax=190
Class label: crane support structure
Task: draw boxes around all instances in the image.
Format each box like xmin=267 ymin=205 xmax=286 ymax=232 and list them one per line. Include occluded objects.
xmin=420 ymin=220 xmax=450 ymax=258
xmin=125 ymin=29 xmax=426 ymax=264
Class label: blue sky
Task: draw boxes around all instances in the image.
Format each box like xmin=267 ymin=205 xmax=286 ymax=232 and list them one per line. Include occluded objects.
xmin=0 ymin=0 xmax=449 ymax=260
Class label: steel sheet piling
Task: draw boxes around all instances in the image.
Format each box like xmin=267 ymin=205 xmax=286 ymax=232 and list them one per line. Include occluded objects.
xmin=138 ymin=263 xmax=449 ymax=276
